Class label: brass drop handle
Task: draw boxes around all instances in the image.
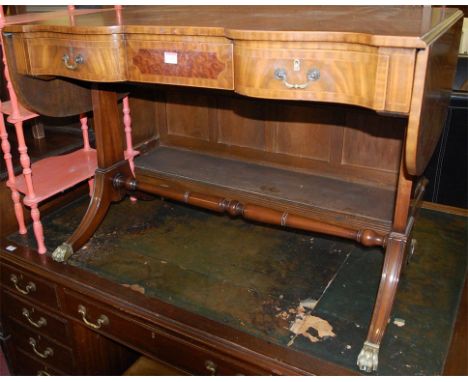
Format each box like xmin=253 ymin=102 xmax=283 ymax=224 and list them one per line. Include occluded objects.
xmin=205 ymin=360 xmax=217 ymax=375
xmin=37 ymin=370 xmax=51 ymax=376
xmin=77 ymin=304 xmax=109 ymax=329
xmin=22 ymin=308 xmax=47 ymax=328
xmin=62 ymin=52 xmax=84 ymax=70
xmin=274 ymin=67 xmax=320 ymax=89
xmin=29 ymin=337 xmax=54 ymax=359
xmin=10 ymin=274 xmax=36 ymax=295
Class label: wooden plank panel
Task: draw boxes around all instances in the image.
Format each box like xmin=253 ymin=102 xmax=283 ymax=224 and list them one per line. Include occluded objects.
xmin=274 ymin=104 xmax=342 ymax=161
xmin=217 ymin=96 xmax=267 ymax=150
xmin=342 ymin=110 xmax=405 ymax=173
xmin=165 ymin=91 xmax=212 ymax=141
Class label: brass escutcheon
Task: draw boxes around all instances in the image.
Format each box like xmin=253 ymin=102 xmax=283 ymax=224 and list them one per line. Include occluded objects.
xmin=62 ymin=48 xmax=84 ymax=70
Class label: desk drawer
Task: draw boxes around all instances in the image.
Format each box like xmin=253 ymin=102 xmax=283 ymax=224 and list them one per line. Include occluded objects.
xmin=2 ymin=291 xmax=71 ymax=344
xmin=146 ymin=330 xmax=269 ymax=375
xmin=1 ymin=263 xmax=58 ymax=309
xmin=126 ymin=36 xmax=234 ymax=90
xmin=8 ymin=319 xmax=75 ymax=374
xmin=63 ymin=290 xmax=268 ymax=375
xmin=235 ymin=41 xmax=415 ymax=113
xmin=14 ymin=348 xmax=65 ymax=376
xmin=13 ymin=32 xmax=126 ymax=82
xmin=63 ymin=290 xmax=158 ymax=353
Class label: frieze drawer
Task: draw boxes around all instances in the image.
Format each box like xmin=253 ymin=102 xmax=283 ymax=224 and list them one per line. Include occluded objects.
xmin=126 ymin=35 xmax=234 ymax=90
xmin=234 ymin=41 xmax=415 ymax=113
xmin=2 ymin=291 xmax=71 ymax=344
xmin=12 ymin=32 xmax=126 ymax=82
xmin=1 ymin=263 xmax=59 ymax=309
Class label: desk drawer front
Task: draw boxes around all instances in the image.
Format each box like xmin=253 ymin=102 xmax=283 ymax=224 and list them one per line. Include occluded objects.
xmin=63 ymin=290 xmax=158 ymax=353
xmin=16 ymin=33 xmax=126 ymax=82
xmin=1 ymin=264 xmax=58 ymax=309
xmin=63 ymin=290 xmax=268 ymax=375
xmin=14 ymin=348 xmax=65 ymax=376
xmin=147 ymin=330 xmax=268 ymax=376
xmin=2 ymin=291 xmax=70 ymax=344
xmin=235 ymin=41 xmax=413 ymax=112
xmin=127 ymin=37 xmax=234 ymax=90
xmin=8 ymin=319 xmax=75 ymax=374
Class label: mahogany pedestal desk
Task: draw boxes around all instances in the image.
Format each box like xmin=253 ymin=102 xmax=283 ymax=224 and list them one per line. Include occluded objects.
xmin=2 ymin=6 xmax=463 ymax=373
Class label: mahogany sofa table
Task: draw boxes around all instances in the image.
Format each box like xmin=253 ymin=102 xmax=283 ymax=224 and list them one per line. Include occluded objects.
xmin=2 ymin=5 xmax=463 ymax=372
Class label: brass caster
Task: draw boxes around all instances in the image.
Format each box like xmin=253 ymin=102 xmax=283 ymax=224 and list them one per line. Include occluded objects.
xmin=357 ymin=341 xmax=379 ymax=373
xmin=51 ymin=242 xmax=74 ymax=263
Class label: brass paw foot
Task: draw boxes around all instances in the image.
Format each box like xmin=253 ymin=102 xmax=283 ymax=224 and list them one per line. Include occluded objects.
xmin=357 ymin=341 xmax=379 ymax=372
xmin=51 ymin=243 xmax=74 ymax=262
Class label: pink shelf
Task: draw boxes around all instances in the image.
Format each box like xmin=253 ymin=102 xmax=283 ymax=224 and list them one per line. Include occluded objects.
xmin=0 ymin=100 xmax=38 ymax=123
xmin=10 ymin=148 xmax=97 ymax=206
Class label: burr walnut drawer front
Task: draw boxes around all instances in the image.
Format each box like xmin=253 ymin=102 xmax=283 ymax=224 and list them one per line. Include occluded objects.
xmin=1 ymin=263 xmax=59 ymax=309
xmin=13 ymin=32 xmax=126 ymax=82
xmin=8 ymin=319 xmax=75 ymax=374
xmin=126 ymin=36 xmax=234 ymax=90
xmin=63 ymin=291 xmax=268 ymax=375
xmin=14 ymin=349 xmax=65 ymax=376
xmin=2 ymin=291 xmax=71 ymax=344
xmin=234 ymin=41 xmax=415 ymax=113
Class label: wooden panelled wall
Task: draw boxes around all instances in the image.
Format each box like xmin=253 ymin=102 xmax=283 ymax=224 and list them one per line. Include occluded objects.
xmin=152 ymin=88 xmax=406 ymax=189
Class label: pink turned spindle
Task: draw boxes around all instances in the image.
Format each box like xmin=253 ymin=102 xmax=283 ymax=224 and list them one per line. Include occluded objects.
xmin=115 ymin=5 xmax=123 ymax=24
xmin=69 ymin=5 xmax=94 ymax=198
xmin=67 ymin=5 xmax=75 ymax=24
xmin=0 ymin=102 xmax=26 ymax=233
xmin=116 ymin=4 xmax=138 ymax=176
xmin=1 ymin=5 xmax=46 ymax=252
xmin=0 ymin=6 xmax=27 ymax=235
xmin=80 ymin=113 xmax=94 ymax=196
xmin=116 ymin=5 xmax=139 ymax=203
xmin=31 ymin=203 xmax=46 ymax=254
xmin=122 ymin=96 xmax=137 ymax=175
xmin=80 ymin=114 xmax=91 ymax=151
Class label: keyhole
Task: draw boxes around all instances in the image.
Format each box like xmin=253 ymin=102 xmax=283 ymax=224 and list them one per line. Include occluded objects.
xmin=293 ymin=59 xmax=301 ymax=72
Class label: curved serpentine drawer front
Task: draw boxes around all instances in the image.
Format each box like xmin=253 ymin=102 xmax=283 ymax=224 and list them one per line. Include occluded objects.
xmin=234 ymin=41 xmax=416 ymax=113
xmin=13 ymin=32 xmax=126 ymax=82
xmin=126 ymin=35 xmax=234 ymax=90
xmin=11 ymin=32 xmax=415 ymax=112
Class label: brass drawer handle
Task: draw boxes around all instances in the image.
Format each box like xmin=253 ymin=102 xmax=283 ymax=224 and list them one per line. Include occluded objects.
xmin=274 ymin=68 xmax=320 ymax=89
xmin=37 ymin=370 xmax=51 ymax=376
xmin=10 ymin=274 xmax=36 ymax=295
xmin=22 ymin=308 xmax=47 ymax=328
xmin=62 ymin=52 xmax=84 ymax=70
xmin=28 ymin=337 xmax=54 ymax=359
xmin=205 ymin=360 xmax=217 ymax=375
xmin=77 ymin=304 xmax=109 ymax=329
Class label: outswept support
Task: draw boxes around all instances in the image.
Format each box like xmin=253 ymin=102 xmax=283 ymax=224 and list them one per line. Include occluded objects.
xmin=115 ymin=175 xmax=388 ymax=248
xmin=357 ymin=232 xmax=407 ymax=372
xmin=52 ymin=164 xmax=130 ymax=262
xmin=52 ymin=85 xmax=129 ymax=262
